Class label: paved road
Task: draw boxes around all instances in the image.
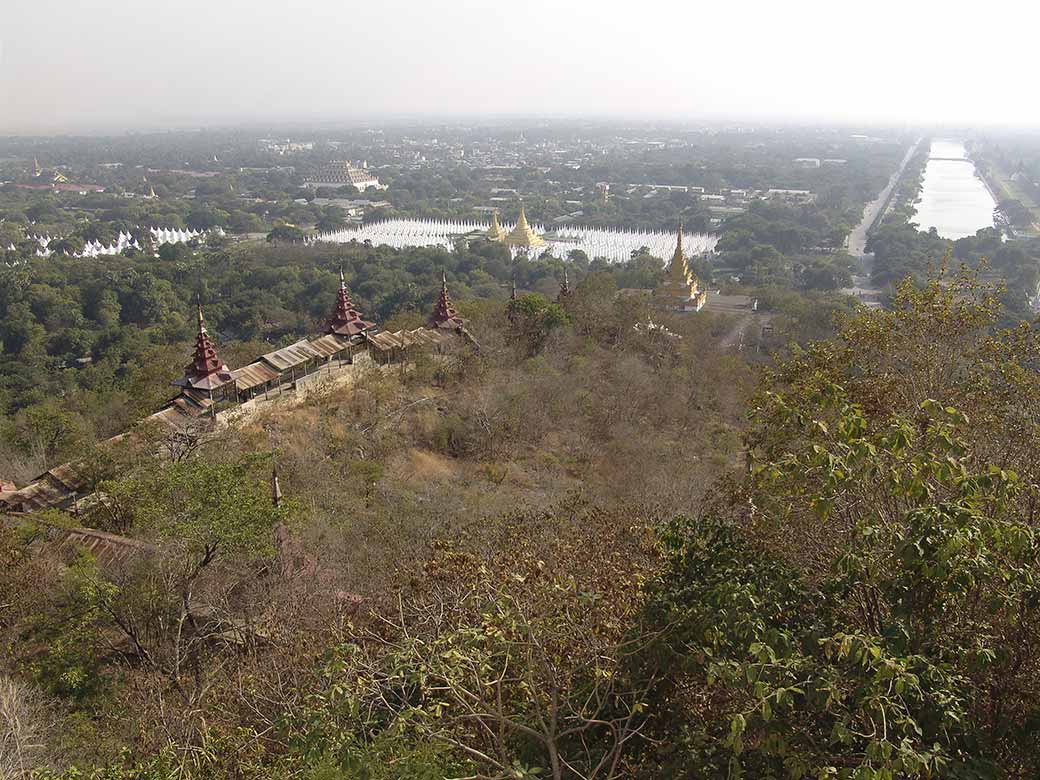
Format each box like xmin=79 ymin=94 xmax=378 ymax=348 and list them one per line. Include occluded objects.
xmin=846 ymin=139 xmax=922 ymax=257
xmin=719 ymin=312 xmax=775 ymax=351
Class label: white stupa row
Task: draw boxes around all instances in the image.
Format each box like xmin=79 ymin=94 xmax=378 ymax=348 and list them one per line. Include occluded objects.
xmin=3 ymin=244 xmax=21 ymax=268
xmin=149 ymin=226 xmax=216 ymax=245
xmin=24 ymin=227 xmax=222 ymax=258
xmin=309 ymin=218 xmax=718 ymax=263
xmin=548 ymin=223 xmax=718 ymax=262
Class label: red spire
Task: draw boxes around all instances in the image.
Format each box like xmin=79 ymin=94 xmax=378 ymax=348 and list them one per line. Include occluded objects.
xmin=327 ymin=268 xmax=375 ymax=337
xmin=429 ymin=272 xmax=466 ymax=330
xmin=174 ymin=298 xmax=232 ymax=391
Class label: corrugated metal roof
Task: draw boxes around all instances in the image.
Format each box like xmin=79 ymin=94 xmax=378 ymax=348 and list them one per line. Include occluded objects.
xmin=367 ymin=328 xmax=447 ymax=352
xmin=1 ymin=475 xmax=71 ymax=512
xmin=308 ymin=333 xmax=352 ymax=358
xmin=171 ymin=395 xmax=212 ymax=418
xmin=367 ymin=331 xmax=402 ymax=351
xmin=231 ymin=362 xmax=281 ymax=391
xmin=52 ymin=526 xmax=157 ymax=565
xmin=48 ymin=463 xmax=87 ymax=492
xmin=182 ymin=389 xmax=214 ymax=406
xmin=149 ymin=406 xmax=192 ymax=429
xmin=261 ymin=340 xmax=323 ymax=372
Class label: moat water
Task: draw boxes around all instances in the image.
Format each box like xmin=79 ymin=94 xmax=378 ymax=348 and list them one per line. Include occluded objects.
xmin=913 ymin=140 xmax=996 ymax=240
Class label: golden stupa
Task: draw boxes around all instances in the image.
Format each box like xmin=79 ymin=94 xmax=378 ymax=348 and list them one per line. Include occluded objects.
xmin=654 ymin=224 xmax=706 ymax=312
xmin=486 ymin=211 xmax=506 ymax=241
xmin=504 ymin=204 xmax=546 ymax=249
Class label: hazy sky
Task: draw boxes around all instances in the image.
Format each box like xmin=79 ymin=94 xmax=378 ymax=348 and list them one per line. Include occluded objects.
xmin=2 ymin=0 xmax=1038 ymax=134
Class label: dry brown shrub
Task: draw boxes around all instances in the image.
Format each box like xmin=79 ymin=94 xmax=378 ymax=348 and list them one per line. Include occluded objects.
xmin=0 ymin=676 xmax=59 ymax=779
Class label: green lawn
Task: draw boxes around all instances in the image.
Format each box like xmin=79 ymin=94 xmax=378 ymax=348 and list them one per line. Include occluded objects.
xmin=985 ymin=165 xmax=1040 ymax=237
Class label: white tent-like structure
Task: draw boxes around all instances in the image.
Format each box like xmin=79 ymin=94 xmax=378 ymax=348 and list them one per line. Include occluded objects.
xmin=308 ymin=218 xmax=718 ymax=263
xmin=23 ymin=226 xmax=222 ymax=259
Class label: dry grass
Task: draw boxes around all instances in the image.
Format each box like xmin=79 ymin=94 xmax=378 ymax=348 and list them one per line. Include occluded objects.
xmin=0 ymin=677 xmax=57 ymax=779
xmin=400 ymin=447 xmax=458 ymax=481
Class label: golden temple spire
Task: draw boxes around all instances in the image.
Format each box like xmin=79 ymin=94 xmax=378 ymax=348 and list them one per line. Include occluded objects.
xmin=487 ymin=211 xmax=505 ymax=241
xmin=504 ymin=201 xmax=546 ymax=250
xmin=196 ymin=294 xmax=206 ymax=333
xmin=666 ymin=222 xmax=690 ymax=280
xmin=654 ymin=223 xmax=706 ymax=312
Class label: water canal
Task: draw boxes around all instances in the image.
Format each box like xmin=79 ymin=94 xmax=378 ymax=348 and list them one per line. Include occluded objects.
xmin=913 ymin=139 xmax=996 ymax=240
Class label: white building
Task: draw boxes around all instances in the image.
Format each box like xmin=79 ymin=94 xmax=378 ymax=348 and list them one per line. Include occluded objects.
xmin=304 ymin=161 xmax=385 ymax=192
xmin=308 ymin=218 xmax=718 ymax=264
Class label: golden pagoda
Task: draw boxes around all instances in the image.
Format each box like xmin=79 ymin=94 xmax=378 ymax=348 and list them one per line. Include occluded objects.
xmin=504 ymin=204 xmax=546 ymax=250
xmin=654 ymin=224 xmax=706 ymax=312
xmin=486 ymin=211 xmax=506 ymax=241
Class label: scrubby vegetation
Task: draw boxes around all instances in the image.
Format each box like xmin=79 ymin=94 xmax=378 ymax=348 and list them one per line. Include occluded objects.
xmin=3 ymin=263 xmax=1040 ymax=779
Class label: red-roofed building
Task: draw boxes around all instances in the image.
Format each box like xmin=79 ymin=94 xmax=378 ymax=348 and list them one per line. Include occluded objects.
xmin=428 ymin=273 xmax=467 ymax=331
xmin=172 ymin=301 xmax=234 ymax=397
xmin=327 ymin=269 xmax=376 ymax=338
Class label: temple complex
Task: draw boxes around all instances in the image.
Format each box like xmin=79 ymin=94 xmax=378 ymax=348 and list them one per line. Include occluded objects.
xmin=502 ymin=204 xmax=546 ymax=250
xmin=0 ymin=275 xmax=466 ymax=516
xmin=304 ymin=161 xmax=384 ymax=192
xmin=16 ymin=158 xmax=104 ymax=194
xmin=653 ymin=224 xmax=707 ymax=312
xmin=312 ymin=217 xmax=718 ymax=264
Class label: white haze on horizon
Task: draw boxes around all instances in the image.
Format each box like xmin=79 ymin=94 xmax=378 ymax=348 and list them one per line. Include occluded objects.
xmin=1 ymin=0 xmax=1038 ymax=134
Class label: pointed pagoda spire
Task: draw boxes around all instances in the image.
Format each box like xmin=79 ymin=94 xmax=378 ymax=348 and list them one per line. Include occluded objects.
xmin=667 ymin=222 xmax=689 ymax=278
xmin=504 ymin=201 xmax=546 ymax=250
xmin=486 ymin=211 xmax=505 ymax=241
xmin=32 ymin=157 xmax=42 ymax=177
xmin=326 ymin=267 xmax=375 ymax=337
xmin=429 ymin=271 xmax=466 ymax=330
xmin=653 ymin=223 xmax=706 ymax=312
xmin=173 ymin=296 xmax=233 ymax=391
